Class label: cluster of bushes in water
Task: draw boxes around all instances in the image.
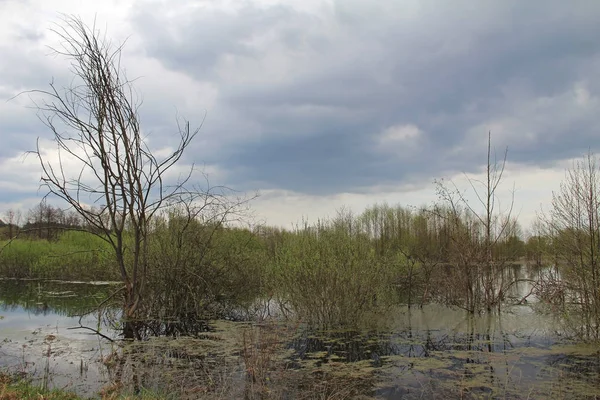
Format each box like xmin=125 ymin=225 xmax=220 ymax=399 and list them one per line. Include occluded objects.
xmin=0 ymin=205 xmax=543 ymax=319
xmin=1 ymin=194 xmax=599 ymax=340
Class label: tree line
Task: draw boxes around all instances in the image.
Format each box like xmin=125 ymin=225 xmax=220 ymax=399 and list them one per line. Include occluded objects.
xmin=0 ymin=200 xmax=106 ymax=240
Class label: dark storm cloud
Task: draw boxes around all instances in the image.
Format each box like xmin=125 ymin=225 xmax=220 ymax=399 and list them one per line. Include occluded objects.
xmin=130 ymin=1 xmax=600 ymax=193
xmin=132 ymin=4 xmax=316 ymax=76
xmin=227 ymin=128 xmax=439 ymax=194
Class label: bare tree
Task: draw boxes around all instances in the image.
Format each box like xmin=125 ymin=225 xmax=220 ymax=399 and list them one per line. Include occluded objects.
xmin=25 ymin=200 xmax=63 ymax=239
xmin=539 ymin=152 xmax=600 ymax=340
xmin=26 ymin=16 xmax=220 ymax=338
xmin=435 ymin=132 xmax=517 ymax=313
xmin=4 ymin=209 xmax=21 ymax=239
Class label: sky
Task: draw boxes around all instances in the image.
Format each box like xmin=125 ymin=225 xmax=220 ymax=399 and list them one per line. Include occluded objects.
xmin=1 ymin=0 xmax=600 ymax=232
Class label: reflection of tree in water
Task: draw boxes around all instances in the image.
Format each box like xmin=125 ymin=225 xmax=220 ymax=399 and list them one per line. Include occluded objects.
xmin=75 ymin=310 xmax=600 ymax=399
xmin=288 ymin=312 xmax=518 ymax=362
xmin=289 ymin=330 xmax=393 ymax=365
xmin=6 ymin=279 xmax=597 ymax=399
xmin=284 ymin=312 xmax=517 ymax=398
xmin=0 ymin=280 xmax=118 ymax=317
xmin=545 ymin=352 xmax=600 ymax=382
xmin=130 ymin=313 xmax=214 ymax=339
xmin=0 ymin=303 xmax=21 ymax=313
xmin=372 ymin=311 xmax=538 ymax=399
xmin=101 ymin=321 xmax=378 ymax=399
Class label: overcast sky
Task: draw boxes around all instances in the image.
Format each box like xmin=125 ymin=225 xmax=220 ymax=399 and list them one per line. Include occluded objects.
xmin=1 ymin=0 xmax=599 ymax=231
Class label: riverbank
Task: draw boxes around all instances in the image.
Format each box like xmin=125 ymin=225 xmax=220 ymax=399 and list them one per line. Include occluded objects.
xmin=1 ymin=375 xmax=77 ymax=400
xmin=0 ymin=374 xmax=168 ymax=400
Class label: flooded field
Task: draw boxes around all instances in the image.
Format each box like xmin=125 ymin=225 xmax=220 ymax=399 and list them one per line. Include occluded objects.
xmin=1 ymin=278 xmax=600 ymax=399
xmin=0 ymin=279 xmax=118 ymax=395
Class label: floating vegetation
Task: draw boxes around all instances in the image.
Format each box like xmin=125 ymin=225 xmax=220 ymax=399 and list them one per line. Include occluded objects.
xmin=2 ymin=281 xmax=600 ymax=399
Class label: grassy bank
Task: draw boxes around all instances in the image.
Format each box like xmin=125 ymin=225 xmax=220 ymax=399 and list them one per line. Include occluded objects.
xmin=0 ymin=375 xmax=169 ymax=400
xmin=0 ymin=378 xmax=78 ymax=400
xmin=0 ymin=231 xmax=118 ymax=281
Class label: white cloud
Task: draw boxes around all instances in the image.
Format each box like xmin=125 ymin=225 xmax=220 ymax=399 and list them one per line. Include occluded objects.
xmin=0 ymin=152 xmax=41 ymax=194
xmin=375 ymin=124 xmax=423 ymax=154
xmin=250 ymin=161 xmax=567 ymax=232
xmin=379 ymin=124 xmax=421 ymax=143
xmin=574 ymin=81 xmax=593 ymax=107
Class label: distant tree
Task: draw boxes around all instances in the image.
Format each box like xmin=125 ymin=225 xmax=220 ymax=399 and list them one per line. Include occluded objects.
xmin=4 ymin=209 xmax=21 ymax=239
xmin=525 ymin=231 xmax=550 ymax=267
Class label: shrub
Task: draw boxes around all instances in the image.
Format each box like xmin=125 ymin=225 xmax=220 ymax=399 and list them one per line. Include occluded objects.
xmin=269 ymin=218 xmax=397 ymax=328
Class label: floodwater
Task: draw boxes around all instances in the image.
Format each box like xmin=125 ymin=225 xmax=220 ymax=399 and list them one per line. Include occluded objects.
xmin=0 ymin=272 xmax=599 ymax=399
xmin=0 ymin=279 xmax=118 ymax=395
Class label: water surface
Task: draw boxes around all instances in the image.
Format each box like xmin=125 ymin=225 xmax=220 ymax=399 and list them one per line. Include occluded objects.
xmin=0 ymin=279 xmax=118 ymax=395
xmin=1 ymin=276 xmax=599 ymax=399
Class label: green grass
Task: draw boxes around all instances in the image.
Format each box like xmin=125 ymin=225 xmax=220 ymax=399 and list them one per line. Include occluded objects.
xmin=0 ymin=374 xmax=171 ymax=399
xmin=0 ymin=380 xmax=78 ymax=399
xmin=0 ymin=231 xmax=118 ymax=281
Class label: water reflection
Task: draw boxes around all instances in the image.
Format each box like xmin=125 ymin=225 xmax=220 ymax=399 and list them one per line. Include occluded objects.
xmin=0 ymin=279 xmax=118 ymax=396
xmin=0 ymin=275 xmax=599 ymax=399
xmin=0 ymin=279 xmax=119 ymax=316
xmin=285 ymin=305 xmax=598 ymax=399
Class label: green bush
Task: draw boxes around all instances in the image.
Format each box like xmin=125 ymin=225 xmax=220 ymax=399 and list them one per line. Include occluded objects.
xmin=142 ymin=212 xmax=267 ymax=334
xmin=269 ymin=218 xmax=398 ymax=328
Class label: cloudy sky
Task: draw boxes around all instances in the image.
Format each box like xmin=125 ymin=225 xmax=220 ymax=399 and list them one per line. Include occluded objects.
xmin=1 ymin=0 xmax=599 ymax=231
